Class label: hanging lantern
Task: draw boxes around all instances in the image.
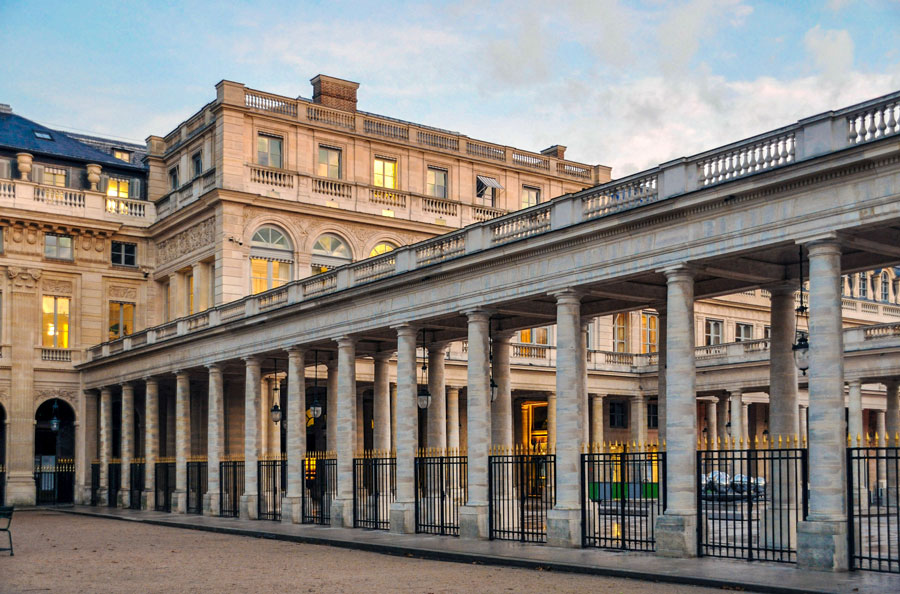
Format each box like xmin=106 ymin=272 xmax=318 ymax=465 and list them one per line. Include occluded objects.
xmin=417 ymin=387 xmax=432 ymax=410
xmin=270 ymin=402 xmax=282 ymax=425
xmin=50 ymin=399 xmax=60 ymax=433
xmin=793 ymin=246 xmax=810 ymax=375
xmin=310 ymin=399 xmax=323 ymax=419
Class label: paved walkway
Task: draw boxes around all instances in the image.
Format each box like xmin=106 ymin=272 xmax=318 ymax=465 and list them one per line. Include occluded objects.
xmin=63 ymin=506 xmax=899 ymax=594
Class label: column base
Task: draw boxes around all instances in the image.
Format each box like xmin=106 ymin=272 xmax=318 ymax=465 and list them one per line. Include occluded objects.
xmin=797 ymin=519 xmax=849 ymax=571
xmin=330 ymin=497 xmax=354 ymax=528
xmin=655 ymin=513 xmax=697 ymax=558
xmin=282 ymin=496 xmax=301 ymax=524
xmin=547 ymin=507 xmax=582 ymax=548
xmin=203 ymin=491 xmax=220 ymax=516
xmin=4 ymin=476 xmax=36 ymax=506
xmin=117 ymin=489 xmax=130 ymax=509
xmin=239 ymin=494 xmax=258 ymax=520
xmin=98 ymin=488 xmax=109 ymax=507
xmin=389 ymin=501 xmax=416 ymax=534
xmin=141 ymin=489 xmax=155 ymax=511
xmin=459 ymin=504 xmax=489 ymax=540
xmin=172 ymin=490 xmax=187 ymax=513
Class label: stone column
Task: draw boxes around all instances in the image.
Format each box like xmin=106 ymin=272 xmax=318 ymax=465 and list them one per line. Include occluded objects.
xmin=657 ymin=306 xmax=668 ymax=445
xmin=797 ymin=240 xmax=848 ymax=571
xmin=326 ymin=360 xmax=338 ymax=454
xmin=459 ymin=310 xmax=491 ymax=539
xmin=390 ymin=324 xmax=418 ymax=533
xmin=330 ymin=337 xmax=357 ymax=528
xmin=799 ymin=404 xmax=808 ymax=443
xmin=119 ymin=382 xmax=134 ymax=508
xmin=390 ymin=383 xmax=398 ymax=454
xmin=490 ymin=333 xmax=513 ymax=448
xmin=705 ymin=399 xmax=717 ymax=449
xmin=547 ymin=289 xmax=585 ymax=547
xmin=173 ymin=371 xmax=190 ymax=513
xmin=848 ymin=380 xmax=863 ymax=445
xmin=742 ymin=402 xmax=750 ymax=445
xmin=446 ymin=386 xmax=460 ymax=450
xmin=729 ymin=390 xmax=744 ymax=445
xmin=99 ymin=387 xmax=112 ymax=506
xmin=547 ymin=393 xmax=557 ymax=451
xmin=769 ymin=284 xmax=799 ymax=441
xmin=886 ymin=380 xmax=900 ymax=504
xmin=716 ymin=395 xmax=728 ymax=448
xmin=630 ymin=393 xmax=647 ymax=447
xmin=875 ymin=410 xmax=888 ymax=494
xmin=204 ymin=364 xmax=224 ymax=516
xmin=76 ymin=390 xmax=96 ymax=504
xmin=591 ymin=395 xmax=604 ymax=447
xmin=142 ymin=378 xmax=158 ymax=510
xmin=355 ymin=389 xmax=364 ymax=454
xmin=373 ymin=353 xmax=392 ymax=452
xmin=240 ymin=357 xmax=261 ymax=520
xmin=427 ymin=343 xmax=448 ymax=450
xmin=656 ymin=266 xmax=697 ymax=558
xmin=283 ymin=347 xmax=306 ymax=524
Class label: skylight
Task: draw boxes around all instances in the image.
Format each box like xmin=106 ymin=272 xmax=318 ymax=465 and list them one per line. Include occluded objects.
xmin=34 ymin=130 xmax=53 ymax=140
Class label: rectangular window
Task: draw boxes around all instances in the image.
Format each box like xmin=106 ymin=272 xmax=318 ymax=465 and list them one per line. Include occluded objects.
xmin=764 ymin=326 xmax=771 ymax=339
xmin=475 ymin=181 xmax=495 ymax=206
xmin=44 ymin=166 xmax=67 ymax=187
xmin=113 ymin=150 xmax=131 ymax=162
xmin=518 ymin=327 xmax=549 ymax=344
xmin=735 ymin=323 xmax=754 ymax=342
xmin=169 ymin=167 xmax=179 ymax=190
xmin=641 ymin=312 xmax=658 ymax=354
xmin=609 ymin=401 xmax=628 ymax=429
xmin=111 ymin=241 xmax=137 ymax=267
xmin=44 ymin=234 xmax=73 ymax=260
xmin=42 ymin=295 xmax=70 ymax=348
xmin=107 ymin=178 xmax=129 ymax=199
xmin=613 ymin=313 xmax=628 ymax=353
xmin=881 ymin=273 xmax=890 ymax=302
xmin=251 ymin=258 xmax=291 ymax=295
xmin=705 ymin=319 xmax=723 ymax=345
xmin=192 ymin=152 xmax=203 ymax=177
xmin=647 ymin=402 xmax=659 ymax=429
xmin=373 ymin=157 xmax=397 ymax=189
xmin=257 ymin=134 xmax=283 ymax=168
xmin=427 ymin=167 xmax=448 ymax=198
xmin=318 ymin=146 xmax=341 ymax=179
xmin=108 ymin=301 xmax=134 ymax=339
xmin=185 ymin=272 xmax=194 ymax=315
xmin=858 ymin=272 xmax=868 ymax=298
xmin=521 ymin=185 xmax=540 ymax=209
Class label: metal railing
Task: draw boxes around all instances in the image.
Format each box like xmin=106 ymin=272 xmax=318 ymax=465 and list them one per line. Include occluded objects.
xmin=414 ymin=452 xmax=467 ymax=536
xmin=0 ymin=466 xmax=5 ymax=506
xmin=488 ymin=448 xmax=555 ymax=542
xmin=582 ymin=448 xmax=665 ymax=551
xmin=90 ymin=462 xmax=100 ymax=506
xmin=258 ymin=456 xmax=285 ymax=521
xmin=848 ymin=444 xmax=900 ymax=573
xmin=108 ymin=461 xmax=121 ymax=508
xmin=155 ymin=460 xmax=175 ymax=512
xmin=34 ymin=458 xmax=75 ymax=505
xmin=697 ymin=447 xmax=808 ymax=563
xmin=302 ymin=454 xmax=336 ymax=525
xmin=219 ymin=459 xmax=244 ymax=518
xmin=187 ymin=459 xmax=207 ymax=515
xmin=353 ymin=455 xmax=396 ymax=530
xmin=130 ymin=461 xmax=145 ymax=510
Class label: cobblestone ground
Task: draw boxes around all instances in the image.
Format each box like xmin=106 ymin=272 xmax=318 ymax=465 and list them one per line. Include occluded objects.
xmin=2 ymin=511 xmax=729 ymax=593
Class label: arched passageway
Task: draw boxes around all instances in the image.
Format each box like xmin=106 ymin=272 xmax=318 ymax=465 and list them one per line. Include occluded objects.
xmin=34 ymin=398 xmax=76 ymax=504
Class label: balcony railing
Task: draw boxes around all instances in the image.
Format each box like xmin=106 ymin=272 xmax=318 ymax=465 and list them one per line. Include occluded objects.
xmin=1 ymin=179 xmax=155 ymax=227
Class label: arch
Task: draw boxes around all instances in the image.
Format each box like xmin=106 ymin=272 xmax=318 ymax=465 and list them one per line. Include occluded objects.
xmin=369 ymin=241 xmax=397 ymax=258
xmin=250 ymin=224 xmax=294 ymax=294
xmin=311 ymin=232 xmax=353 ymax=274
xmin=34 ymin=398 xmax=75 ymax=504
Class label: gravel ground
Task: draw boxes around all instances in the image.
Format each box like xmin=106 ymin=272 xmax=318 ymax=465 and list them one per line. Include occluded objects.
xmin=2 ymin=510 xmax=727 ymax=593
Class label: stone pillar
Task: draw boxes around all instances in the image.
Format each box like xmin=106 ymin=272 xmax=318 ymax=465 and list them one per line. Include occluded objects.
xmin=591 ymin=395 xmax=604 ymax=447
xmin=99 ymin=387 xmax=112 ymax=506
xmin=326 ymin=360 xmax=338 ymax=454
xmin=797 ymin=240 xmax=848 ymax=571
xmin=142 ymin=378 xmax=158 ymax=510
xmin=729 ymin=391 xmax=744 ymax=445
xmin=547 ymin=289 xmax=584 ymax=547
xmin=240 ymin=357 xmax=261 ymax=520
xmin=848 ymin=380 xmax=863 ymax=445
xmin=490 ymin=332 xmax=513 ymax=448
xmin=446 ymin=386 xmax=460 ymax=450
xmin=705 ymin=399 xmax=717 ymax=449
xmin=373 ymin=353 xmax=392 ymax=452
xmin=173 ymin=371 xmax=190 ymax=513
xmin=631 ymin=393 xmax=647 ymax=446
xmin=204 ymin=364 xmax=224 ymax=516
xmin=581 ymin=322 xmax=591 ymax=447
xmin=716 ymin=395 xmax=728 ymax=448
xmin=355 ymin=389 xmax=364 ymax=454
xmin=799 ymin=404 xmax=808 ymax=443
xmin=459 ymin=310 xmax=491 ymax=539
xmin=390 ymin=383 xmax=398 ymax=453
xmin=427 ymin=344 xmax=448 ymax=450
xmin=886 ymin=380 xmax=900 ymax=504
xmin=769 ymin=284 xmax=799 ymax=441
xmin=875 ymin=410 xmax=888 ymax=494
xmin=283 ymin=347 xmax=306 ymax=524
xmin=655 ymin=266 xmax=697 ymax=558
xmin=742 ymin=402 xmax=750 ymax=445
xmin=330 ymin=337 xmax=357 ymax=528
xmin=657 ymin=306 xmax=668 ymax=445
xmin=390 ymin=325 xmax=418 ymax=533
xmin=119 ymin=383 xmax=134 ymax=508
xmin=76 ymin=390 xmax=97 ymax=504
xmin=547 ymin=393 xmax=557 ymax=451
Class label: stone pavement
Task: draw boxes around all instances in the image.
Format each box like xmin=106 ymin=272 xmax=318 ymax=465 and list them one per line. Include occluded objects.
xmin=62 ymin=506 xmax=900 ymax=594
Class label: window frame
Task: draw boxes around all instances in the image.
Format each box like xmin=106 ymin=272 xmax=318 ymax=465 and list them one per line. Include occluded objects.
xmin=257 ymin=133 xmax=284 ymax=169
xmin=881 ymin=271 xmax=890 ymax=302
xmin=317 ymin=145 xmax=342 ymax=180
xmin=44 ymin=166 xmax=67 ymax=188
xmin=192 ymin=151 xmax=203 ymax=178
xmin=113 ymin=149 xmax=131 ymax=162
xmin=426 ymin=166 xmax=448 ymax=199
xmin=106 ymin=177 xmax=130 ymax=199
xmin=613 ymin=313 xmax=628 ymax=353
xmin=858 ymin=272 xmax=868 ymax=298
xmin=44 ymin=233 xmax=73 ymax=261
xmin=111 ymin=241 xmax=137 ymax=267
xmin=704 ymin=318 xmax=723 ymax=346
xmin=641 ymin=312 xmax=658 ymax=354
xmin=373 ymin=156 xmax=398 ymax=189
xmin=42 ymin=295 xmax=70 ymax=349
xmin=108 ymin=300 xmax=135 ymax=340
xmin=735 ymin=323 xmax=754 ymax=342
xmin=609 ymin=401 xmax=628 ymax=429
xmin=647 ymin=402 xmax=659 ymax=429
xmin=475 ymin=178 xmax=496 ymax=207
xmin=169 ymin=166 xmax=179 ymax=190
xmin=521 ymin=185 xmax=541 ymax=209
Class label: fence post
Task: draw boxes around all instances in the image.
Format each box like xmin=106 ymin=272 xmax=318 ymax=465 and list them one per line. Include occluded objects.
xmin=846 ymin=448 xmax=855 ymax=570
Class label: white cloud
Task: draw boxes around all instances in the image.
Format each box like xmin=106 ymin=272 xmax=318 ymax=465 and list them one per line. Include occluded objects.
xmin=803 ymin=25 xmax=855 ymax=83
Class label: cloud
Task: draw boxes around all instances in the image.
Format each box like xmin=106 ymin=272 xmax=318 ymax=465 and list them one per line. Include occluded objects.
xmin=803 ymin=25 xmax=855 ymax=83
xmin=656 ymin=0 xmax=754 ymax=74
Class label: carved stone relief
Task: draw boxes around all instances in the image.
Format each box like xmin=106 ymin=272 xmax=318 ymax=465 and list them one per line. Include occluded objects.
xmin=6 ymin=267 xmax=42 ymax=290
xmin=109 ymin=285 xmax=138 ymax=300
xmin=42 ymin=278 xmax=74 ymax=295
xmin=157 ymin=218 xmax=216 ymax=265
xmin=34 ymin=387 xmax=77 ymax=414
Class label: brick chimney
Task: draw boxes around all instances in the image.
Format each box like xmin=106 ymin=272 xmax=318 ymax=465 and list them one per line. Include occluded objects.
xmin=540 ymin=145 xmax=566 ymax=160
xmin=310 ymin=74 xmax=360 ymax=112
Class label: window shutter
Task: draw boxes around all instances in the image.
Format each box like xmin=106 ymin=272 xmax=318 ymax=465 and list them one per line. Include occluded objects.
xmin=31 ymin=164 xmax=44 ymax=184
xmin=99 ymin=174 xmax=109 ymax=194
xmin=131 ymin=178 xmax=142 ymax=200
xmin=0 ymin=159 xmax=10 ymax=179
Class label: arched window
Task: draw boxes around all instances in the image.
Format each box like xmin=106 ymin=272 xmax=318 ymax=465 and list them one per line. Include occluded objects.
xmin=312 ymin=233 xmax=352 ymax=274
xmin=881 ymin=271 xmax=890 ymax=302
xmin=250 ymin=226 xmax=293 ymax=294
xmin=369 ymin=241 xmax=397 ymax=258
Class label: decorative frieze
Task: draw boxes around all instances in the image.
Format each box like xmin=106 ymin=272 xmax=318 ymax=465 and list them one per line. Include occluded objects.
xmin=6 ymin=266 xmax=42 ymax=290
xmin=42 ymin=278 xmax=73 ymax=295
xmin=109 ymin=285 xmax=138 ymax=300
xmin=157 ymin=217 xmax=215 ymax=265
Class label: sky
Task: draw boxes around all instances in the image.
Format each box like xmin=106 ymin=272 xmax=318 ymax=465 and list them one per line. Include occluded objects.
xmin=1 ymin=0 xmax=899 ymax=176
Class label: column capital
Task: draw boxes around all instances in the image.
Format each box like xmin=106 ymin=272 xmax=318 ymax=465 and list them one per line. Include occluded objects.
xmin=765 ymin=281 xmax=799 ymax=296
xmin=592 ymin=393 xmax=605 ymax=401
xmin=392 ymin=324 xmax=417 ymax=339
xmin=144 ymin=376 xmax=159 ymax=387
xmin=206 ymin=362 xmax=224 ymax=372
xmin=286 ymin=346 xmax=306 ymax=357
xmin=847 ymin=378 xmax=862 ymax=388
xmin=242 ymin=355 xmax=263 ymax=365
xmin=100 ymin=386 xmax=113 ymax=396
xmin=492 ymin=331 xmax=515 ymax=343
xmin=550 ymin=288 xmax=583 ymax=304
xmin=461 ymin=308 xmax=493 ymax=321
xmin=884 ymin=379 xmax=900 ymax=391
xmin=121 ymin=381 xmax=136 ymax=392
xmin=373 ymin=351 xmax=395 ymax=361
xmin=803 ymin=236 xmax=842 ymax=256
xmin=658 ymin=263 xmax=698 ymax=280
xmin=728 ymin=388 xmax=743 ymax=399
xmin=174 ymin=369 xmax=190 ymax=379
xmin=428 ymin=341 xmax=451 ymax=353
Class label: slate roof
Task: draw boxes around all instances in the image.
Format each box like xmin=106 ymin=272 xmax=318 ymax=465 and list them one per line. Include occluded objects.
xmin=0 ymin=109 xmax=145 ymax=171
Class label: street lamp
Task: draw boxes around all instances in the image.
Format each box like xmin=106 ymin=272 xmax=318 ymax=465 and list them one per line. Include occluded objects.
xmin=793 ymin=246 xmax=810 ymax=375
xmin=417 ymin=329 xmax=431 ymax=410
xmin=49 ymin=399 xmax=60 ymax=433
xmin=270 ymin=358 xmax=283 ymax=425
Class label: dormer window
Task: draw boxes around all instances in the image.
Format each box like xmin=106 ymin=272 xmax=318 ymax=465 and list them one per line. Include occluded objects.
xmin=113 ymin=150 xmax=131 ymax=162
xmin=34 ymin=130 xmax=53 ymax=141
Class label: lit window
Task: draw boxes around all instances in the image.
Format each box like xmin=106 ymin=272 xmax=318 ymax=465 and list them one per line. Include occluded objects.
xmin=44 ymin=167 xmax=67 ymax=187
xmin=107 ymin=178 xmax=129 ymax=199
xmin=519 ymin=327 xmax=549 ymax=344
xmin=111 ymin=241 xmax=137 ymax=267
xmin=42 ymin=296 xmax=70 ymax=348
xmin=34 ymin=130 xmax=53 ymax=141
xmin=521 ymin=186 xmax=540 ymax=209
xmin=318 ymin=146 xmax=341 ymax=179
xmin=250 ymin=227 xmax=293 ymax=294
xmin=859 ymin=272 xmax=868 ymax=298
xmin=113 ymin=150 xmax=131 ymax=162
xmin=609 ymin=401 xmax=628 ymax=429
xmin=311 ymin=233 xmax=352 ymax=274
xmin=369 ymin=242 xmax=396 ymax=258
xmin=613 ymin=313 xmax=628 ymax=352
xmin=705 ymin=319 xmax=723 ymax=345
xmin=192 ymin=152 xmax=203 ymax=177
xmin=373 ymin=157 xmax=397 ymax=189
xmin=108 ymin=301 xmax=134 ymax=339
xmin=735 ymin=323 xmax=754 ymax=342
xmin=44 ymin=234 xmax=73 ymax=260
xmin=427 ymin=167 xmax=447 ymax=198
xmin=257 ymin=134 xmax=283 ymax=168
xmin=169 ymin=167 xmax=179 ymax=190
xmin=641 ymin=312 xmax=658 ymax=354
xmin=647 ymin=402 xmax=659 ymax=429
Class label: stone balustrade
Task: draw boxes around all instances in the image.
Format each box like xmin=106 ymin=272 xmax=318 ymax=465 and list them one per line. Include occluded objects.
xmin=0 ymin=178 xmax=155 ymax=226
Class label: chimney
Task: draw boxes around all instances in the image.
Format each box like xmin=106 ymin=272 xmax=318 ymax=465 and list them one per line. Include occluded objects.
xmin=541 ymin=145 xmax=566 ymax=160
xmin=310 ymin=74 xmax=360 ymax=112
xmin=0 ymin=104 xmax=12 ymax=114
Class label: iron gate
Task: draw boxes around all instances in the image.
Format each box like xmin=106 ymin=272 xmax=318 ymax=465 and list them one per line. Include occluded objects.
xmin=848 ymin=444 xmax=900 ymax=573
xmin=582 ymin=449 xmax=665 ymax=551
xmin=258 ymin=456 xmax=285 ymax=521
xmin=129 ymin=460 xmax=145 ymax=510
xmin=219 ymin=459 xmax=244 ymax=518
xmin=489 ymin=450 xmax=556 ymax=542
xmin=187 ymin=460 xmax=208 ymax=515
xmin=155 ymin=459 xmax=175 ymax=512
xmin=697 ymin=447 xmax=807 ymax=563
xmin=353 ymin=456 xmax=396 ymax=530
xmin=414 ymin=453 xmax=467 ymax=536
xmin=108 ymin=461 xmax=121 ymax=507
xmin=302 ymin=454 xmax=336 ymax=525
xmin=90 ymin=462 xmax=100 ymax=506
xmin=34 ymin=458 xmax=75 ymax=505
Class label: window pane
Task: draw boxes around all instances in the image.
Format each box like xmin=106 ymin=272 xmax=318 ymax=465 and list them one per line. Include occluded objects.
xmin=270 ymin=138 xmax=282 ymax=168
xmin=44 ymin=234 xmax=57 ymax=257
xmin=273 ymin=261 xmax=290 ymax=286
xmin=251 ymin=258 xmax=269 ymax=294
xmin=124 ymin=244 xmax=136 ymax=266
xmin=109 ymin=302 xmax=121 ymax=340
xmin=122 ymin=303 xmax=134 ymax=336
xmin=56 ymin=297 xmax=69 ymax=348
xmin=42 ymin=296 xmax=55 ymax=347
xmin=369 ymin=242 xmax=396 ymax=257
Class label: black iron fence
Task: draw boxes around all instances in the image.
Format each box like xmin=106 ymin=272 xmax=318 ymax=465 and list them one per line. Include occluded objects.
xmin=220 ymin=459 xmax=244 ymax=518
xmin=187 ymin=459 xmax=208 ymax=515
xmin=489 ymin=447 xmax=556 ymax=542
xmin=415 ymin=452 xmax=467 ymax=536
xmin=155 ymin=459 xmax=176 ymax=513
xmin=0 ymin=464 xmax=5 ymax=506
xmin=108 ymin=461 xmax=121 ymax=508
xmin=90 ymin=462 xmax=100 ymax=506
xmin=258 ymin=456 xmax=285 ymax=521
xmin=353 ymin=454 xmax=396 ymax=530
xmin=582 ymin=447 xmax=665 ymax=551
xmin=34 ymin=458 xmax=75 ymax=505
xmin=130 ymin=460 xmax=145 ymax=510
xmin=697 ymin=446 xmax=808 ymax=563
xmin=848 ymin=443 xmax=900 ymax=573
xmin=303 ymin=453 xmax=336 ymax=525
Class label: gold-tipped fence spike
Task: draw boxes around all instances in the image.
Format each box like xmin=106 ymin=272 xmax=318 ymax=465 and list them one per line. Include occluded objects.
xmin=754 ymin=435 xmax=760 ymax=448
xmin=875 ymin=431 xmax=881 ymax=446
xmin=895 ymin=432 xmax=900 ymax=447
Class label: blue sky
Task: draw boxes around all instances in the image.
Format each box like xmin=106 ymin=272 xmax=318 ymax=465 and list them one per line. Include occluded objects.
xmin=2 ymin=0 xmax=899 ymax=175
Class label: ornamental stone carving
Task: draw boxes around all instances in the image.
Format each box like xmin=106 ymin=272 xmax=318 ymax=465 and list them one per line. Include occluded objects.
xmin=42 ymin=278 xmax=73 ymax=295
xmin=34 ymin=387 xmax=77 ymax=412
xmin=157 ymin=218 xmax=215 ymax=265
xmin=7 ymin=267 xmax=42 ymax=289
xmin=109 ymin=285 xmax=137 ymax=300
